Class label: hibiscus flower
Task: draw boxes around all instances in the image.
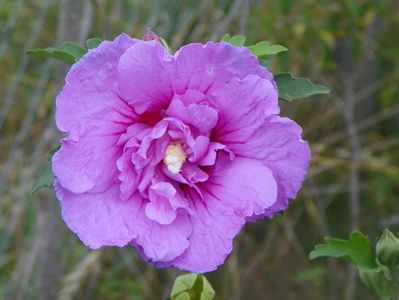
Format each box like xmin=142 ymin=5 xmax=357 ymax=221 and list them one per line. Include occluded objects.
xmin=52 ymin=33 xmax=310 ymax=273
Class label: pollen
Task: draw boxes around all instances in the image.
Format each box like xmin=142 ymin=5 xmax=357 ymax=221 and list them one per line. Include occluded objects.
xmin=163 ymin=143 xmax=186 ymax=174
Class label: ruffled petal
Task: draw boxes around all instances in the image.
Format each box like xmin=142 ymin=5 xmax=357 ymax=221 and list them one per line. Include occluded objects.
xmin=56 ymin=33 xmax=137 ymax=140
xmin=227 ymin=116 xmax=311 ymax=217
xmin=198 ymin=142 xmax=226 ymax=166
xmin=206 ymin=155 xmax=278 ymax=216
xmin=116 ymin=148 xmax=138 ymax=201
xmin=174 ymin=89 xmax=207 ymax=106
xmin=209 ymin=74 xmax=279 ymax=142
xmin=129 ymin=193 xmax=192 ymax=263
xmin=53 ymin=134 xmax=120 ymax=194
xmin=145 ymin=199 xmax=176 ymax=225
xmin=170 ymin=155 xmax=277 ymax=272
xmin=181 ymin=163 xmax=209 ymax=184
xmin=166 ymin=99 xmax=218 ymax=134
xmin=117 ymin=41 xmax=173 ymax=114
xmin=55 ymin=182 xmax=137 ymax=249
xmin=164 ymin=190 xmax=243 ymax=272
xmin=189 ymin=135 xmax=210 ymax=163
xmin=172 ymin=42 xmax=275 ymax=95
xmin=145 ymin=182 xmax=187 ymax=225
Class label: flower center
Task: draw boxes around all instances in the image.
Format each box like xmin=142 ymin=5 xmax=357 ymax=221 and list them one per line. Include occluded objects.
xmin=163 ymin=143 xmax=186 ymax=174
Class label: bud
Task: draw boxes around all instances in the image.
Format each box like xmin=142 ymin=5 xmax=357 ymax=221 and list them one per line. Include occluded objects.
xmin=142 ymin=28 xmax=171 ymax=53
xmin=376 ymin=229 xmax=399 ymax=267
xmin=143 ymin=27 xmax=161 ymax=42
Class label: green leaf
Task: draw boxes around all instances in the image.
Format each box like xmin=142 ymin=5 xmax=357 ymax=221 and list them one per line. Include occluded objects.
xmin=31 ymin=161 xmax=53 ymax=194
xmin=85 ymin=37 xmax=102 ymax=49
xmin=31 ymin=146 xmax=59 ymax=194
xmin=47 ymin=146 xmax=60 ymax=160
xmin=359 ymin=267 xmax=394 ymax=300
xmin=25 ymin=47 xmax=76 ymax=64
xmin=174 ymin=293 xmax=191 ymax=300
xmin=309 ymin=231 xmax=376 ymax=268
xmin=310 ymin=231 xmax=399 ymax=298
xmin=221 ymin=34 xmax=246 ymax=47
xmin=160 ymin=37 xmax=172 ymax=53
xmin=58 ymin=41 xmax=87 ymax=60
xmin=248 ymin=41 xmax=287 ymax=57
xmin=376 ymin=229 xmax=399 ymax=267
xmin=274 ymin=72 xmax=330 ymax=101
xmin=171 ymin=273 xmax=215 ymax=300
xmin=293 ymin=266 xmax=325 ymax=283
xmin=25 ymin=41 xmax=87 ymax=64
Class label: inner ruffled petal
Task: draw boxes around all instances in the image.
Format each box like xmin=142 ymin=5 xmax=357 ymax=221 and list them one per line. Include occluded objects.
xmin=145 ymin=182 xmax=178 ymax=225
xmin=174 ymin=89 xmax=207 ymax=106
xmin=116 ymin=148 xmax=138 ymax=201
xmin=116 ymin=109 xmax=226 ymax=205
xmin=145 ymin=182 xmax=190 ymax=225
xmin=165 ymin=99 xmax=218 ymax=134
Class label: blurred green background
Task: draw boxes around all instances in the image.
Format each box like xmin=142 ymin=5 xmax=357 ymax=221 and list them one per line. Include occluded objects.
xmin=0 ymin=0 xmax=398 ymax=299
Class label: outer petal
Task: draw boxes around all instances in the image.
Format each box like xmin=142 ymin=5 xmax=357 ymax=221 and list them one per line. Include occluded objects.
xmin=53 ymin=134 xmax=120 ymax=194
xmin=117 ymin=41 xmax=174 ymax=114
xmin=55 ymin=182 xmax=137 ymax=249
xmin=209 ymin=74 xmax=279 ymax=142
xmin=172 ymin=42 xmax=275 ymax=95
xmin=129 ymin=193 xmax=192 ymax=263
xmin=170 ymin=155 xmax=277 ymax=272
xmin=206 ymin=155 xmax=277 ymax=216
xmin=56 ymin=33 xmax=137 ymax=140
xmin=162 ymin=191 xmax=243 ymax=272
xmin=226 ymin=116 xmax=311 ymax=218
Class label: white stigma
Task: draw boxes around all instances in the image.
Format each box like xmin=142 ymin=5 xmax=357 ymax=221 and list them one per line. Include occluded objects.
xmin=163 ymin=143 xmax=186 ymax=174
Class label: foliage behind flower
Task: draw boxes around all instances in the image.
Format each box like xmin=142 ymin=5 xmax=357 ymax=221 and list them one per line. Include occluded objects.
xmin=51 ymin=33 xmax=310 ymax=273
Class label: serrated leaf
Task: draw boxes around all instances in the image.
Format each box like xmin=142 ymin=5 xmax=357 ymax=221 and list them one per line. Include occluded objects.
xmin=171 ymin=273 xmax=215 ymax=300
xmin=275 ymin=72 xmax=330 ymax=101
xmin=85 ymin=37 xmax=102 ymax=49
xmin=31 ymin=161 xmax=53 ymax=194
xmin=221 ymin=34 xmax=246 ymax=47
xmin=309 ymin=231 xmax=376 ymax=268
xmin=248 ymin=41 xmax=287 ymax=57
